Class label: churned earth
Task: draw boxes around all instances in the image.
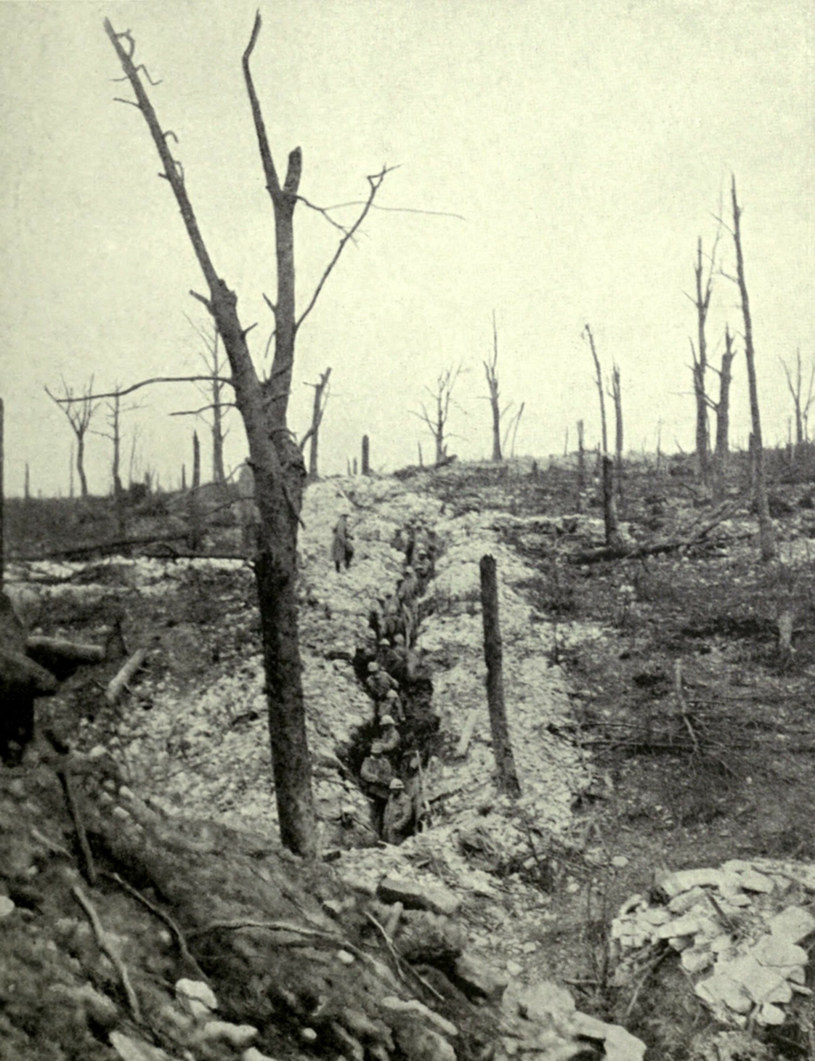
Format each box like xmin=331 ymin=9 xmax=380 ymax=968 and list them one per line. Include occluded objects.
xmin=3 ymin=455 xmax=815 ymax=1059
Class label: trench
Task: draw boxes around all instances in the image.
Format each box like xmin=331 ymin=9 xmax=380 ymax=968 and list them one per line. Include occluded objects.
xmin=335 ymin=524 xmax=444 ymax=844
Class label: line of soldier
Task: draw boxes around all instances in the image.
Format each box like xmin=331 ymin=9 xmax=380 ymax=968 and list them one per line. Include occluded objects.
xmin=356 ymin=520 xmax=438 ymax=843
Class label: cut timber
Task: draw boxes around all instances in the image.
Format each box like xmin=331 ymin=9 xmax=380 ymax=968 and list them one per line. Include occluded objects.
xmin=454 ymin=709 xmax=479 ymax=758
xmin=105 ymin=648 xmax=148 ymax=704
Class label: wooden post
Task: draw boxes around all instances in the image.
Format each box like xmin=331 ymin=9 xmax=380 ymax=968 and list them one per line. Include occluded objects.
xmin=479 ymin=555 xmax=521 ymax=797
xmin=361 ymin=434 xmax=370 ymax=476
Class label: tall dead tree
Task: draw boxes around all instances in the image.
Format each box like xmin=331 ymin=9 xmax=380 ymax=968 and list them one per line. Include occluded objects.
xmin=479 ymin=555 xmax=521 ymax=798
xmin=731 ymin=175 xmax=776 ymax=561
xmin=105 ymin=15 xmax=388 ymax=855
xmin=711 ymin=325 xmax=737 ymax=498
xmin=609 ymin=362 xmax=623 ymax=502
xmin=412 ymin=364 xmax=461 ymax=465
xmin=182 ymin=317 xmax=232 ymax=484
xmin=582 ymin=324 xmax=620 ymax=546
xmin=484 ymin=311 xmax=505 ymax=462
xmin=45 ymin=377 xmax=99 ymax=498
xmin=689 ymin=235 xmax=718 ymax=485
xmin=298 ymin=367 xmax=331 ymax=479
xmin=780 ymin=348 xmax=814 ymax=449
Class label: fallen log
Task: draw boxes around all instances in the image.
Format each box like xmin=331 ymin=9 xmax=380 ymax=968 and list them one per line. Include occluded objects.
xmin=105 ymin=647 xmax=148 ymax=705
xmin=569 ymin=501 xmax=744 ymax=565
xmin=26 ymin=635 xmax=105 ymax=679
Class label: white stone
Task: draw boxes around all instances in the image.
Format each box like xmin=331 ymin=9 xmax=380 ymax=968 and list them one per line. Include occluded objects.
xmin=0 ymin=896 xmax=15 ymax=919
xmin=767 ymin=905 xmax=815 ymax=944
xmin=242 ymin=1049 xmax=279 ymax=1061
xmin=175 ymin=978 xmax=217 ymax=1019
xmin=201 ymin=1021 xmax=258 ymax=1047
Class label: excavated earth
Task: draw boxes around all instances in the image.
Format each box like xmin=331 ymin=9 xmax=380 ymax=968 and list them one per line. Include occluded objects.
xmin=3 ymin=460 xmax=815 ymax=1060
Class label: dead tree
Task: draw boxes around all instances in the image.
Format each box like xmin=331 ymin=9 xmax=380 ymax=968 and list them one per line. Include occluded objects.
xmin=609 ymin=363 xmax=623 ymax=502
xmin=582 ymin=324 xmax=620 ymax=546
xmin=502 ymin=402 xmax=525 ymax=460
xmin=97 ymin=389 xmax=127 ymax=535
xmin=479 ymin=555 xmax=520 ymax=797
xmin=298 ymin=367 xmax=331 ymax=479
xmin=484 ymin=311 xmax=506 ymax=461
xmin=711 ymin=325 xmax=737 ymax=498
xmin=688 ymin=235 xmax=718 ymax=485
xmin=780 ymin=347 xmax=814 ymax=449
xmin=187 ymin=430 xmax=203 ymax=551
xmin=180 ymin=316 xmax=233 ymax=484
xmin=105 ymin=15 xmax=388 ymax=856
xmin=412 ymin=365 xmax=461 ymax=464
xmin=577 ymin=418 xmax=586 ymax=493
xmin=731 ymin=175 xmax=776 ymax=561
xmin=45 ymin=376 xmax=99 ymax=498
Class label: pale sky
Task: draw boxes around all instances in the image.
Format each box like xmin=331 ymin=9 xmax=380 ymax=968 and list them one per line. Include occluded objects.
xmin=1 ymin=0 xmax=813 ymax=496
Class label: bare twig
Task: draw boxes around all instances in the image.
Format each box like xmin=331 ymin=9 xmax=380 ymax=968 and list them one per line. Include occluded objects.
xmin=72 ymin=884 xmax=141 ymax=1022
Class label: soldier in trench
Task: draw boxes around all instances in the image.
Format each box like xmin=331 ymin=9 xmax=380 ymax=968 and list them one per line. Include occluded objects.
xmin=359 ymin=740 xmax=392 ymax=834
xmin=382 ymin=778 xmax=414 ymax=845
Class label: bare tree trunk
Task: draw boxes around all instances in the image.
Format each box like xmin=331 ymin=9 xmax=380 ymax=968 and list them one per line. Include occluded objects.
xmin=691 ymin=237 xmax=714 ymax=486
xmin=0 ymin=398 xmax=4 ymax=589
xmin=106 ymin=14 xmax=386 ymax=855
xmin=361 ymin=434 xmax=370 ymax=476
xmin=299 ymin=367 xmax=331 ymax=479
xmin=731 ymin=176 xmax=776 ymax=561
xmin=24 ymin=463 xmax=30 ymax=501
xmin=77 ymin=435 xmax=89 ymax=498
xmin=601 ymin=455 xmax=621 ymax=547
xmin=713 ymin=325 xmax=736 ymax=500
xmin=583 ymin=324 xmax=608 ymax=455
xmin=479 ymin=555 xmax=520 ymax=798
xmin=485 ymin=311 xmax=503 ymax=461
xmin=46 ymin=377 xmax=98 ymax=498
xmin=188 ymin=431 xmax=202 ymax=552
xmin=610 ymin=363 xmax=624 ymax=506
xmin=181 ymin=464 xmax=187 ymax=492
xmin=577 ymin=419 xmax=585 ymax=510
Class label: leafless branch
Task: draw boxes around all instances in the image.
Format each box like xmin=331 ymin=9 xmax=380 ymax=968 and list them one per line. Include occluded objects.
xmin=296 ymin=166 xmax=394 ymax=332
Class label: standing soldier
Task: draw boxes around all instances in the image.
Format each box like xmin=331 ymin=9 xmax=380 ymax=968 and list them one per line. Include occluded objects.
xmin=331 ymin=512 xmax=354 ymax=572
xmin=359 ymin=741 xmax=393 ymax=833
xmin=377 ymin=714 xmax=401 ymax=756
xmin=382 ymin=779 xmax=414 ymax=845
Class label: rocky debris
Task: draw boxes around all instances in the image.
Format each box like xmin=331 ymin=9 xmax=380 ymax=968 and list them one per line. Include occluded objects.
xmin=377 ymin=875 xmax=461 ymax=916
xmin=612 ymin=857 xmax=815 ymax=1038
xmin=451 ymin=950 xmax=509 ymax=1002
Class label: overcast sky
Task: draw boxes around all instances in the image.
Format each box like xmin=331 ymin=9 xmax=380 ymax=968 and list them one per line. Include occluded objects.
xmin=1 ymin=0 xmax=812 ymax=497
